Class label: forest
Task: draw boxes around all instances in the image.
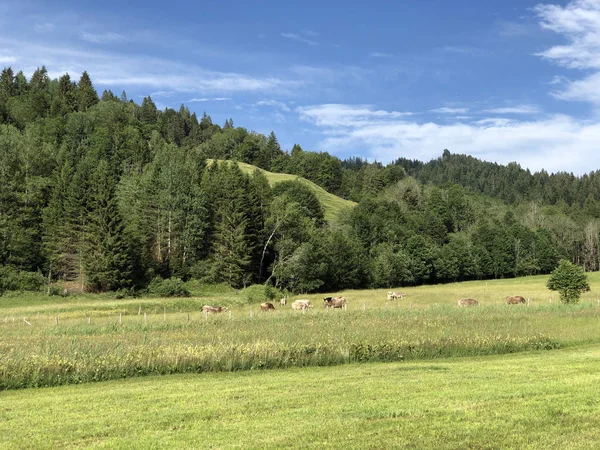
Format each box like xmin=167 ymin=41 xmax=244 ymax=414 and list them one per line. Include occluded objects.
xmin=0 ymin=66 xmax=598 ymax=295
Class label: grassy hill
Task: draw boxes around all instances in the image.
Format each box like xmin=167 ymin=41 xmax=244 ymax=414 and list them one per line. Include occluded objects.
xmin=209 ymin=160 xmax=357 ymax=222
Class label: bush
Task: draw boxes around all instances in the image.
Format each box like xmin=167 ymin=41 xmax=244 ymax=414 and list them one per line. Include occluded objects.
xmin=147 ymin=277 xmax=190 ymax=297
xmin=240 ymin=284 xmax=279 ymax=304
xmin=0 ymin=266 xmax=45 ymax=293
xmin=546 ymin=259 xmax=590 ymax=304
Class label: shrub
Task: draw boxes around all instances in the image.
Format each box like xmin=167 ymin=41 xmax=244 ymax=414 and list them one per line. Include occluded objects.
xmin=147 ymin=277 xmax=190 ymax=297
xmin=240 ymin=284 xmax=279 ymax=304
xmin=546 ymin=259 xmax=590 ymax=304
xmin=0 ymin=266 xmax=45 ymax=293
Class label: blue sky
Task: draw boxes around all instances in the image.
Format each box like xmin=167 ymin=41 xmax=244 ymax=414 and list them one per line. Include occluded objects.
xmin=1 ymin=0 xmax=599 ymax=173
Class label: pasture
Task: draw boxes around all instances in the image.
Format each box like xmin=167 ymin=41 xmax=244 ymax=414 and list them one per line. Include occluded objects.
xmin=2 ymin=344 xmax=600 ymax=449
xmin=2 ymin=274 xmax=600 ymax=389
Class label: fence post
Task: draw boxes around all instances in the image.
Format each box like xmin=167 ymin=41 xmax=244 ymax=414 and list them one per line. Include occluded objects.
xmin=88 ymin=316 xmax=91 ymax=324
xmin=164 ymin=308 xmax=166 ymax=321
xmin=229 ymin=310 xmax=232 ymax=320
xmin=187 ymin=313 xmax=190 ymax=322
xmin=410 ymin=301 xmax=413 ymax=309
xmin=363 ymin=303 xmax=366 ymax=311
xmin=144 ymin=312 xmax=147 ymax=323
xmin=527 ymin=297 xmax=530 ymax=307
xmin=138 ymin=306 xmax=142 ymax=315
xmin=55 ymin=316 xmax=58 ymax=325
xmin=119 ymin=313 xmax=122 ymax=324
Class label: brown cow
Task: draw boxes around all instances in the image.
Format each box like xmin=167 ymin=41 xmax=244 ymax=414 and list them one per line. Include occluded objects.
xmin=506 ymin=295 xmax=526 ymax=305
xmin=324 ymin=296 xmax=346 ymax=309
xmin=457 ymin=298 xmax=479 ymax=307
xmin=260 ymin=302 xmax=275 ymax=311
xmin=202 ymin=305 xmax=228 ymax=314
xmin=397 ymin=292 xmax=407 ymax=299
xmin=292 ymin=299 xmax=312 ymax=310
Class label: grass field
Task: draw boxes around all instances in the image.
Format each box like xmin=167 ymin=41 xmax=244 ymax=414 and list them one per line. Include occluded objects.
xmin=2 ymin=344 xmax=600 ymax=449
xmin=209 ymin=159 xmax=357 ymax=222
xmin=2 ymin=274 xmax=600 ymax=390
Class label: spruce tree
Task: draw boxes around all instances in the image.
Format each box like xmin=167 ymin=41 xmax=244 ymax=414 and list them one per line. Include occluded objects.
xmin=77 ymin=71 xmax=99 ymax=111
xmin=84 ymin=160 xmax=132 ymax=291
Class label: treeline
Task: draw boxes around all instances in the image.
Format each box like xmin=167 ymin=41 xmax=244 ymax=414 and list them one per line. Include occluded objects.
xmin=0 ymin=66 xmax=597 ymax=295
xmin=395 ymin=149 xmax=600 ymax=214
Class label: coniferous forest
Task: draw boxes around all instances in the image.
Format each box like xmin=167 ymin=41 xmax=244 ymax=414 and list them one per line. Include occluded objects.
xmin=1 ymin=66 xmax=599 ymax=294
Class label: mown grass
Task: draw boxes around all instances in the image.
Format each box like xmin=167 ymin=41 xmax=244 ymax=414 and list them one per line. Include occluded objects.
xmin=210 ymin=159 xmax=357 ymax=222
xmin=2 ymin=273 xmax=600 ymax=390
xmin=2 ymin=344 xmax=600 ymax=449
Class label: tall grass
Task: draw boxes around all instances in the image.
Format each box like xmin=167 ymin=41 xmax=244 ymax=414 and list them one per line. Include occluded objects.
xmin=3 ymin=274 xmax=600 ymax=390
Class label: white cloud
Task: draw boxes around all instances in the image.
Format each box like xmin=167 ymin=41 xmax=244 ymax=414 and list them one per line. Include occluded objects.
xmin=0 ymin=37 xmax=304 ymax=96
xmin=281 ymin=33 xmax=319 ymax=46
xmin=429 ymin=107 xmax=469 ymax=114
xmin=0 ymin=56 xmax=17 ymax=65
xmin=302 ymin=29 xmax=319 ymax=37
xmin=368 ymin=52 xmax=393 ymax=58
xmin=81 ymin=31 xmax=127 ymax=44
xmin=188 ymin=97 xmax=231 ymax=102
xmin=535 ymin=0 xmax=600 ymax=105
xmin=483 ymin=105 xmax=541 ymax=114
xmin=256 ymin=99 xmax=291 ymax=112
xmin=34 ymin=22 xmax=55 ymax=32
xmin=298 ymin=103 xmax=600 ymax=174
xmin=297 ymin=104 xmax=413 ymax=128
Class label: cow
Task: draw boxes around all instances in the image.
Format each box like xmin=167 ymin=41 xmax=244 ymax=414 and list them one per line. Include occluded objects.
xmin=324 ymin=296 xmax=346 ymax=309
xmin=292 ymin=299 xmax=312 ymax=310
xmin=457 ymin=298 xmax=479 ymax=307
xmin=506 ymin=295 xmax=526 ymax=305
xmin=202 ymin=305 xmax=228 ymax=314
xmin=280 ymin=297 xmax=287 ymax=307
xmin=260 ymin=302 xmax=275 ymax=311
xmin=397 ymin=292 xmax=407 ymax=299
xmin=387 ymin=292 xmax=398 ymax=301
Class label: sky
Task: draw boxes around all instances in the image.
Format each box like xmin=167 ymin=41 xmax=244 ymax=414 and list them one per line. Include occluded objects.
xmin=1 ymin=0 xmax=600 ymax=174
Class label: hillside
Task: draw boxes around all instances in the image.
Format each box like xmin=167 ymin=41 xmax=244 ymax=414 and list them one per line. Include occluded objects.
xmin=211 ymin=160 xmax=357 ymax=222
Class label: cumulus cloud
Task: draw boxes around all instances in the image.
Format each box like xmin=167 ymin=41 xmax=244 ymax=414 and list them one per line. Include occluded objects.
xmin=298 ymin=103 xmax=600 ymax=174
xmin=535 ymin=0 xmax=600 ymax=104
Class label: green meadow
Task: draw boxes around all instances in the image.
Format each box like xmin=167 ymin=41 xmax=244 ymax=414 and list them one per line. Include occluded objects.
xmin=1 ymin=345 xmax=600 ymax=449
xmin=2 ymin=274 xmax=600 ymax=447
xmin=2 ymin=274 xmax=600 ymax=390
xmin=211 ymin=159 xmax=357 ymax=222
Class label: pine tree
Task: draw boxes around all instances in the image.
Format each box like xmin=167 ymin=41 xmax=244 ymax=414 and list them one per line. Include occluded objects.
xmin=84 ymin=160 xmax=132 ymax=291
xmin=77 ymin=71 xmax=99 ymax=111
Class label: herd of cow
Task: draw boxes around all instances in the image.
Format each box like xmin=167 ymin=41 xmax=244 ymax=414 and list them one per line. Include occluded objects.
xmin=457 ymin=295 xmax=527 ymax=307
xmin=199 ymin=293 xmax=528 ymax=315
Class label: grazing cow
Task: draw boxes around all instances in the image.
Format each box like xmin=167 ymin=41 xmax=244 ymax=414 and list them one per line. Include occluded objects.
xmin=387 ymin=292 xmax=398 ymax=301
xmin=202 ymin=305 xmax=228 ymax=314
xmin=506 ymin=295 xmax=526 ymax=305
xmin=260 ymin=302 xmax=275 ymax=311
xmin=280 ymin=297 xmax=287 ymax=307
xmin=457 ymin=298 xmax=479 ymax=307
xmin=292 ymin=299 xmax=312 ymax=310
xmin=397 ymin=292 xmax=407 ymax=299
xmin=324 ymin=296 xmax=346 ymax=309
